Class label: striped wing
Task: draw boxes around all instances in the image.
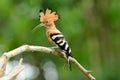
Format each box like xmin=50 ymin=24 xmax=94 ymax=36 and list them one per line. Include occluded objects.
xmin=50 ymin=33 xmax=71 ymax=56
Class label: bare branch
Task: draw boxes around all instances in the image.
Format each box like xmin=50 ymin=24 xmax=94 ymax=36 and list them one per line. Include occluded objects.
xmin=70 ymin=57 xmax=95 ymax=80
xmin=0 ymin=45 xmax=96 ymax=80
xmin=0 ymin=58 xmax=24 ymax=80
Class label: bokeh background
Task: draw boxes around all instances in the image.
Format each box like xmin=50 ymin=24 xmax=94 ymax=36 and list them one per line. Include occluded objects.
xmin=0 ymin=0 xmax=120 ymax=80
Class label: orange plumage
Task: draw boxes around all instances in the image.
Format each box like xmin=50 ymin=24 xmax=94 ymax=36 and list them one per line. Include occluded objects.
xmin=40 ymin=9 xmax=59 ymax=23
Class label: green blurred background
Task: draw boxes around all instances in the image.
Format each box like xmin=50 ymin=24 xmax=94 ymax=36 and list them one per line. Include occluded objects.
xmin=0 ymin=0 xmax=120 ymax=80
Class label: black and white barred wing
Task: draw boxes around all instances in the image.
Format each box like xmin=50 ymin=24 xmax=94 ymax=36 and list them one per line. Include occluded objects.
xmin=50 ymin=33 xmax=72 ymax=57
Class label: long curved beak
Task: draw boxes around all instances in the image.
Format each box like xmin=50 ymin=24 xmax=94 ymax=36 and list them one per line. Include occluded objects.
xmin=32 ymin=23 xmax=44 ymax=31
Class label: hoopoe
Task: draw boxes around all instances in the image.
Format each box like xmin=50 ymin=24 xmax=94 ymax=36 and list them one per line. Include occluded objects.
xmin=34 ymin=8 xmax=72 ymax=70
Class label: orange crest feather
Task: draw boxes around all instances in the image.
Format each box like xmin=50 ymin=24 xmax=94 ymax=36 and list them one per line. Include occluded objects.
xmin=40 ymin=9 xmax=59 ymax=22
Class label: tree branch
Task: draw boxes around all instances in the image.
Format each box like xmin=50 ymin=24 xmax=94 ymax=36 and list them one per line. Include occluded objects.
xmin=0 ymin=58 xmax=24 ymax=80
xmin=0 ymin=45 xmax=95 ymax=80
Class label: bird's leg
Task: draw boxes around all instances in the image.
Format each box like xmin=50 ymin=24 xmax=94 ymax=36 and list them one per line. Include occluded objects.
xmin=64 ymin=59 xmax=71 ymax=70
xmin=64 ymin=61 xmax=68 ymax=69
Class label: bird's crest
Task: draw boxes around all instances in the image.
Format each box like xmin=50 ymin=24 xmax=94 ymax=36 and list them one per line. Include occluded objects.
xmin=39 ymin=8 xmax=59 ymax=22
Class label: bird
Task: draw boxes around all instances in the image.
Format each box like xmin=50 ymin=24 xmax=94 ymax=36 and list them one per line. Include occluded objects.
xmin=34 ymin=8 xmax=72 ymax=70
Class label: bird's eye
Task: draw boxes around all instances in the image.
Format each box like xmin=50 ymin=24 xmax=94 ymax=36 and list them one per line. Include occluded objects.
xmin=46 ymin=21 xmax=49 ymax=23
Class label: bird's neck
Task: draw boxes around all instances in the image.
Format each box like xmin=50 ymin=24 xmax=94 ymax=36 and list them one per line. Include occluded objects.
xmin=46 ymin=23 xmax=57 ymax=30
xmin=46 ymin=23 xmax=60 ymax=35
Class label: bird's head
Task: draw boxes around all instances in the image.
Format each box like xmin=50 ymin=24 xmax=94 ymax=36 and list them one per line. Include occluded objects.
xmin=40 ymin=8 xmax=59 ymax=27
xmin=33 ymin=8 xmax=59 ymax=31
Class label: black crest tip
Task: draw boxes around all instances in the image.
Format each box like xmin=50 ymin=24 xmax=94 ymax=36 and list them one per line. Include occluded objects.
xmin=47 ymin=7 xmax=52 ymax=10
xmin=39 ymin=10 xmax=43 ymax=12
xmin=55 ymin=11 xmax=60 ymax=19
xmin=55 ymin=12 xmax=57 ymax=15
